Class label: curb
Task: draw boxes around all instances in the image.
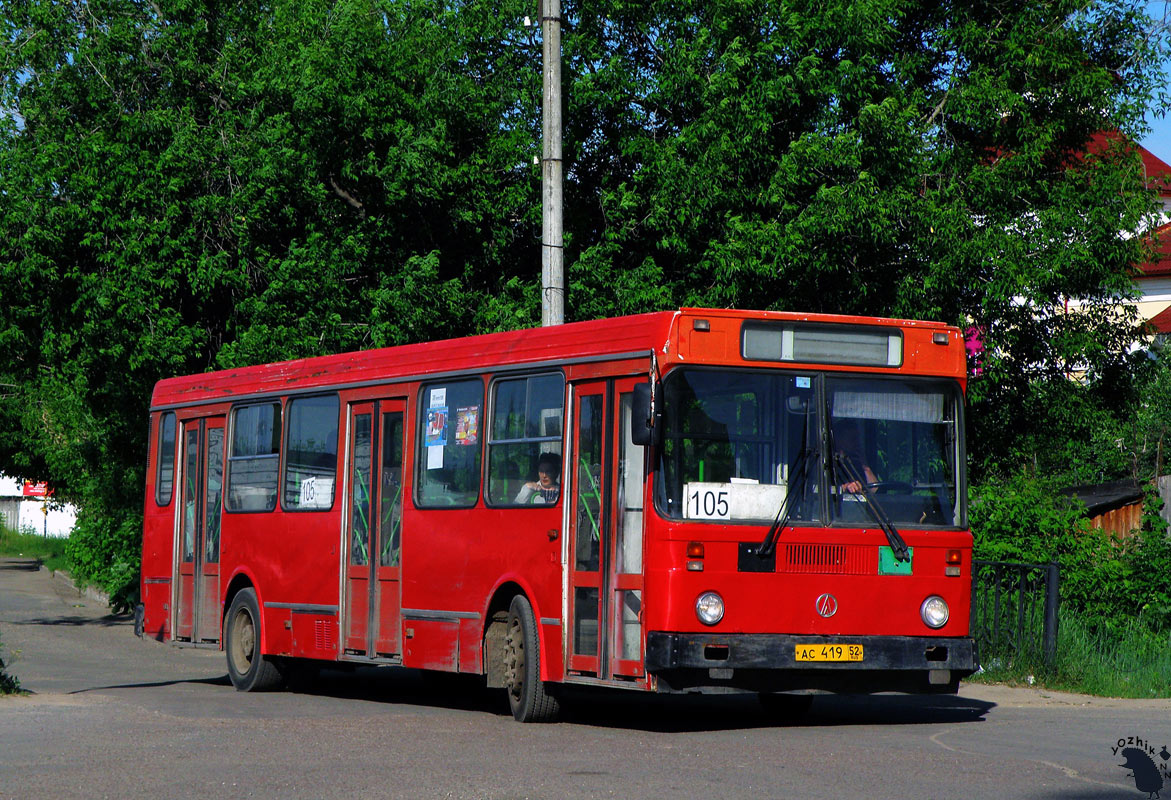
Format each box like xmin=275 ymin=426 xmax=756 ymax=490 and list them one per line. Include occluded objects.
xmin=42 ymin=564 xmax=111 ymax=606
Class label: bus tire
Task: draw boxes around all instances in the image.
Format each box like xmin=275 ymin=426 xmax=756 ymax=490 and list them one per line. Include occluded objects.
xmin=503 ymin=595 xmax=560 ymax=722
xmin=225 ymin=588 xmax=283 ymax=692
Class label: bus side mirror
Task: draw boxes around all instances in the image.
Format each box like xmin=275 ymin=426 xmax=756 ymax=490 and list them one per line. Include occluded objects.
xmin=631 ymin=382 xmax=662 ymax=447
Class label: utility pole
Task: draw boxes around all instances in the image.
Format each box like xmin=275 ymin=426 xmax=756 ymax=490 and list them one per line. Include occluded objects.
xmin=540 ymin=0 xmax=564 ymax=327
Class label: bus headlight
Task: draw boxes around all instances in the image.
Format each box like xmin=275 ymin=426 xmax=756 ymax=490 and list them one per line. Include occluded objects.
xmin=920 ymin=596 xmax=949 ymax=629
xmin=695 ymin=592 xmax=725 ymax=626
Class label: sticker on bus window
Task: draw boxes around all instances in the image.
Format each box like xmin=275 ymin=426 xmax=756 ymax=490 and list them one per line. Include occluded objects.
xmin=299 ymin=476 xmax=333 ymax=508
xmin=429 ymin=388 xmax=447 ymax=408
xmin=796 ymin=376 xmax=811 ymax=389
xmin=455 ymin=406 xmax=479 ymax=445
xmin=427 ymin=445 xmax=444 ymax=470
xmin=426 ymin=407 xmax=448 ymax=447
xmin=684 ymin=483 xmax=731 ymax=520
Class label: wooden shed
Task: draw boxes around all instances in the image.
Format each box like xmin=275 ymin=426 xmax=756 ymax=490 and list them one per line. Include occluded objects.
xmin=1060 ymin=479 xmax=1145 ymax=537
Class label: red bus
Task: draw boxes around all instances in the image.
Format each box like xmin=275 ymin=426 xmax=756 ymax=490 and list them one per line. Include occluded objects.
xmin=139 ymin=308 xmax=975 ymax=721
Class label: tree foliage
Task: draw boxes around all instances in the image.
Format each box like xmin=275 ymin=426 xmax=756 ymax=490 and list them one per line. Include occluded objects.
xmin=0 ymin=0 xmax=544 ymax=593
xmin=0 ymin=0 xmax=1167 ymax=594
xmin=560 ymin=0 xmax=1166 ymax=478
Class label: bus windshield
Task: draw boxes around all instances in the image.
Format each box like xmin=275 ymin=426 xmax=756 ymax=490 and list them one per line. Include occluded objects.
xmin=655 ymin=368 xmax=962 ymax=528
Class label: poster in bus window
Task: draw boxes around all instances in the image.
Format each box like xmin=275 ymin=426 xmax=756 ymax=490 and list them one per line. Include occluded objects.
xmin=426 ymin=407 xmax=448 ymax=447
xmin=455 ymin=406 xmax=479 ymax=445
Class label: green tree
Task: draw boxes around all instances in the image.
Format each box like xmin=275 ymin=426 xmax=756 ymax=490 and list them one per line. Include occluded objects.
xmin=0 ymin=0 xmax=543 ymax=596
xmin=0 ymin=0 xmax=1168 ymax=596
xmin=559 ymin=0 xmax=1165 ymax=478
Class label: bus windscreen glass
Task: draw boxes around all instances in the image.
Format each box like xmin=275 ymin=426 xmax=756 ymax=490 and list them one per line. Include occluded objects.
xmin=826 ymin=377 xmax=960 ymax=528
xmin=655 ymin=369 xmax=962 ymax=527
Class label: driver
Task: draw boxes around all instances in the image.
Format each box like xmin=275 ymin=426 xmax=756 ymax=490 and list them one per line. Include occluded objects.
xmin=832 ymin=419 xmax=877 ymax=494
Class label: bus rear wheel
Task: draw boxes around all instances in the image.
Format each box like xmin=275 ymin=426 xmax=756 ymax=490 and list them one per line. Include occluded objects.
xmin=503 ymin=595 xmax=560 ymax=723
xmin=225 ymin=588 xmax=283 ymax=692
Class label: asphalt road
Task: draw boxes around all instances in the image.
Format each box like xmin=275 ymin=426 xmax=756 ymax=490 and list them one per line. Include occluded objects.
xmin=1 ymin=557 xmax=1169 ymax=800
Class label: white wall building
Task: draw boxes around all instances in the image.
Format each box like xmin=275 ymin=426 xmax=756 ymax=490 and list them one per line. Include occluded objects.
xmin=0 ymin=474 xmax=76 ymax=537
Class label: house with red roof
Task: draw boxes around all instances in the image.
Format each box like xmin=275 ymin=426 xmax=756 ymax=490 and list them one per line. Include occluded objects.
xmin=1131 ymin=143 xmax=1171 ymax=333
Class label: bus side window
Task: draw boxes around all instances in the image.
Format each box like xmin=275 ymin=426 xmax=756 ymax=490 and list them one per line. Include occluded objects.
xmin=156 ymin=411 xmax=176 ymax=506
xmin=283 ymin=395 xmax=339 ymax=511
xmin=416 ymin=380 xmax=483 ymax=508
xmin=486 ymin=373 xmax=564 ymax=507
xmin=226 ymin=402 xmax=281 ymax=512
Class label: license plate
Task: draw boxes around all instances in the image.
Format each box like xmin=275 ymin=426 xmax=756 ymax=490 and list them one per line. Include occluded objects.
xmin=795 ymin=643 xmax=864 ymax=662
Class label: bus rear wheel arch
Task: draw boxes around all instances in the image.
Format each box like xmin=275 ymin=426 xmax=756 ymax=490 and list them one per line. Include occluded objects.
xmin=503 ymin=594 xmax=561 ymax=722
xmin=225 ymin=588 xmax=283 ymax=692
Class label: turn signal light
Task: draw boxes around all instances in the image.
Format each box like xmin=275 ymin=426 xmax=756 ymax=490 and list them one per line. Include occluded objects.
xmin=946 ymin=549 xmax=961 ymax=577
xmin=687 ymin=541 xmax=705 ymax=571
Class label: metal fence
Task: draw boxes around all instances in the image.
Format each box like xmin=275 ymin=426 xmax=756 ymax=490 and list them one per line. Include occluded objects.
xmin=970 ymin=559 xmax=1060 ymax=669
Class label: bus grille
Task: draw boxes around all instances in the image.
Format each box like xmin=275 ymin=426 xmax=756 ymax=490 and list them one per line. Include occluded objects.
xmin=781 ymin=544 xmax=875 ymax=574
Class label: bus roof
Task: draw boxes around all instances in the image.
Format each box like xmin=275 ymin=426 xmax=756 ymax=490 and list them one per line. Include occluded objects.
xmin=150 ymin=308 xmax=962 ymax=410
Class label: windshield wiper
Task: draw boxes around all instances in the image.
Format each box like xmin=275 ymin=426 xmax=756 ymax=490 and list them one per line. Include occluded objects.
xmin=757 ymin=446 xmax=815 ymax=559
xmin=833 ymin=453 xmax=909 ymax=562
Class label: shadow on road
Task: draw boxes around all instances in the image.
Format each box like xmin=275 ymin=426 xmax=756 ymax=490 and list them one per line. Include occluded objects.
xmin=289 ymin=668 xmax=509 ymax=717
xmin=40 ymin=648 xmax=995 ymax=731
xmin=276 ymin=665 xmax=995 ymax=732
xmin=69 ymin=674 xmax=233 ymax=694
xmin=10 ymin=613 xmax=132 ymax=628
xmin=553 ymin=688 xmax=993 ymax=732
xmin=0 ymin=559 xmax=43 ymax=571
xmin=1024 ymin=787 xmax=1137 ymax=800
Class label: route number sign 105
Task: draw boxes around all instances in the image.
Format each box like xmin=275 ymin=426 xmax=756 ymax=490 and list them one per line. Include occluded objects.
xmin=685 ymin=486 xmax=730 ymax=520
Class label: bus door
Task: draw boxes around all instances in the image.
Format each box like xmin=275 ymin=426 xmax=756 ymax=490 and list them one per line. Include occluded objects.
xmin=344 ymin=399 xmax=406 ymax=658
xmin=174 ymin=416 xmax=225 ymax=644
xmin=567 ymin=378 xmax=646 ymax=679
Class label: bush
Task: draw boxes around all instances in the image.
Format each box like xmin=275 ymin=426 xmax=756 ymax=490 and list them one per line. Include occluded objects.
xmin=969 ymin=473 xmax=1094 ymax=563
xmin=0 ymin=637 xmax=19 ymax=695
xmin=65 ymin=508 xmax=142 ymax=613
xmin=969 ymin=473 xmax=1171 ymax=634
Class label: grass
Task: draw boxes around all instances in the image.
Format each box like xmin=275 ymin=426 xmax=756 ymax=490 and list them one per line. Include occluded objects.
xmin=0 ymin=524 xmax=69 ymax=573
xmin=967 ymin=607 xmax=1171 ymax=698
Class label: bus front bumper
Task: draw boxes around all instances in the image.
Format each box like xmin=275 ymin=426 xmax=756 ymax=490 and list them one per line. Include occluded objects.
xmin=644 ymin=632 xmax=976 ymax=695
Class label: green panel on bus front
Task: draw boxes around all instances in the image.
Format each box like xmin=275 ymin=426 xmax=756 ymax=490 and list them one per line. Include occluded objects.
xmin=878 ymin=546 xmax=913 ymax=576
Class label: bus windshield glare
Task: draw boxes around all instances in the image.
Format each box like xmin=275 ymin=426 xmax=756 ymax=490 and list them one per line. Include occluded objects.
xmin=655 ymin=368 xmax=962 ymax=528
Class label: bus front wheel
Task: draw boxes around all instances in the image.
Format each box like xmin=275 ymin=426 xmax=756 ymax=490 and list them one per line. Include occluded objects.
xmin=503 ymin=595 xmax=560 ymax=722
xmin=225 ymin=588 xmax=283 ymax=692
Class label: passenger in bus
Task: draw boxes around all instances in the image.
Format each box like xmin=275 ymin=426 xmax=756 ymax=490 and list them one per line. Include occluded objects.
xmin=514 ymin=453 xmax=561 ymax=504
xmin=833 ymin=419 xmax=877 ymax=494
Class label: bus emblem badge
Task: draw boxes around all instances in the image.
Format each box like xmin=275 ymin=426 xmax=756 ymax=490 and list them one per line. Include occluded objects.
xmin=815 ymin=593 xmax=838 ymax=618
